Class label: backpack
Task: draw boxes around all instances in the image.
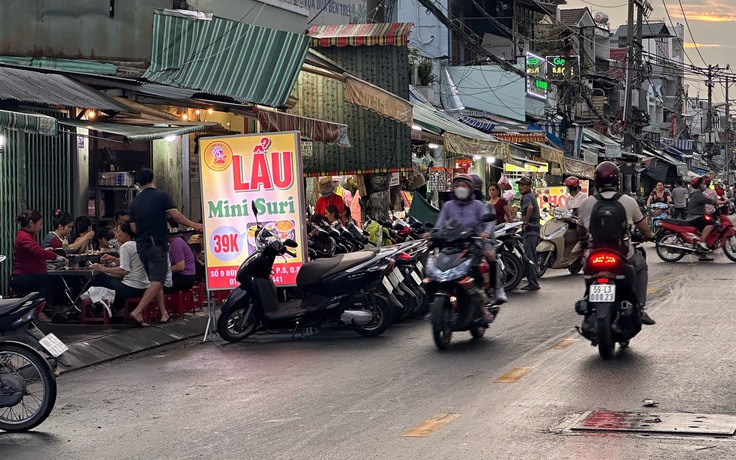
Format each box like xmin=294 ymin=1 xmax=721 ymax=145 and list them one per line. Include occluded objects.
xmin=589 ymin=193 xmax=628 ymax=250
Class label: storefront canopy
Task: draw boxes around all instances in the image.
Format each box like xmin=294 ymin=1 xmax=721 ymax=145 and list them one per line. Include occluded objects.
xmin=142 ymin=10 xmax=310 ymax=108
xmin=256 ymin=109 xmax=350 ymax=147
xmin=411 ymin=101 xmax=509 ymax=158
xmin=0 ymin=66 xmax=131 ymax=113
xmin=0 ymin=109 xmax=57 ymax=135
xmin=59 ymin=119 xmax=215 ymax=143
xmin=308 ymin=23 xmax=413 ymax=47
xmin=494 ymin=132 xmax=548 ymax=143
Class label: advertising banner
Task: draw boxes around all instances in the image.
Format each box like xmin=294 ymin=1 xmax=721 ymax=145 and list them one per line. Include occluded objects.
xmin=536 ymin=180 xmax=590 ymax=222
xmin=199 ymin=132 xmax=306 ymax=290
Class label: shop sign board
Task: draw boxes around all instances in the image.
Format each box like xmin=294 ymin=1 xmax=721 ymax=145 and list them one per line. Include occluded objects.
xmin=504 ymin=162 xmax=549 ymax=173
xmin=199 ymin=132 xmax=306 ymax=290
xmin=526 ymin=53 xmax=548 ymax=100
xmin=604 ymin=144 xmax=622 ymax=158
xmin=546 ymin=56 xmax=579 ymax=81
xmin=536 ymin=181 xmax=590 ymax=223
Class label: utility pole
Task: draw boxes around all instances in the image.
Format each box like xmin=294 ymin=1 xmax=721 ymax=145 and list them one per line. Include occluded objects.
xmin=725 ymin=75 xmax=731 ymax=173
xmin=623 ymin=0 xmax=635 ymax=151
xmin=623 ymin=0 xmax=652 ymax=154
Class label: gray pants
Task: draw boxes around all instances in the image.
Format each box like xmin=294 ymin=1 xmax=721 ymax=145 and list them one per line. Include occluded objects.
xmin=629 ymin=248 xmax=648 ymax=306
xmin=523 ymin=234 xmax=540 ymax=288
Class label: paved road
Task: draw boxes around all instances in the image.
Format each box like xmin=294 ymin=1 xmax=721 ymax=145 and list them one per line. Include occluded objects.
xmin=3 ymin=246 xmax=736 ymax=459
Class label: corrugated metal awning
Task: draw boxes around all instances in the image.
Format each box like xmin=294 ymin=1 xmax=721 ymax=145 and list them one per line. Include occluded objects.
xmin=0 ymin=109 xmax=57 ymax=135
xmin=494 ymin=132 xmax=548 ymax=143
xmin=308 ymin=23 xmax=413 ymax=47
xmin=143 ymin=10 xmax=309 ymax=107
xmin=256 ymin=109 xmax=350 ymax=147
xmin=58 ymin=120 xmax=215 ymax=142
xmin=0 ymin=67 xmax=132 ymax=112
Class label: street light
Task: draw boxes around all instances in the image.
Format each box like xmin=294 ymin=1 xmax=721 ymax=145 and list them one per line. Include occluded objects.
xmin=428 ymin=143 xmax=439 ymax=149
xmin=0 ymin=134 xmax=5 ymax=148
xmin=412 ymin=124 xmax=423 ymax=131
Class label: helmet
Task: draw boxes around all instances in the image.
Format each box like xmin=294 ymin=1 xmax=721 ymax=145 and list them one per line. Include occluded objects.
xmin=594 ymin=161 xmax=620 ymax=189
xmin=563 ymin=176 xmax=580 ymax=188
xmin=691 ymin=176 xmax=702 ymax=188
xmin=703 ymin=175 xmax=712 ymax=184
xmin=470 ymin=174 xmax=483 ymax=191
xmin=452 ymin=174 xmax=474 ymax=189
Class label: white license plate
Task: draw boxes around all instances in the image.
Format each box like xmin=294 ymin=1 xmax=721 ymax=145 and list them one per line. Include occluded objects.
xmin=382 ymin=276 xmax=394 ymax=293
xmin=416 ymin=261 xmax=424 ymax=273
xmin=589 ymin=284 xmax=616 ymax=303
xmin=388 ymin=270 xmax=401 ymax=287
xmin=395 ymin=269 xmax=405 ymax=283
xmin=410 ymin=271 xmax=422 ymax=285
xmin=39 ymin=333 xmax=68 ymax=358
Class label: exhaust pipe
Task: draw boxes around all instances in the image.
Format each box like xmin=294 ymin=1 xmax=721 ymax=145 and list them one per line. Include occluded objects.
xmin=341 ymin=310 xmax=374 ymax=326
xmin=656 ymin=242 xmax=696 ymax=253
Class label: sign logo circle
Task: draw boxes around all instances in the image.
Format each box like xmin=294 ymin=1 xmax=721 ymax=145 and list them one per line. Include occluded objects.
xmin=203 ymin=142 xmax=233 ymax=172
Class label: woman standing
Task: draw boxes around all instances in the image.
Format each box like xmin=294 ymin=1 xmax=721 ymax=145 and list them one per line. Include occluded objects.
xmin=488 ymin=182 xmax=515 ymax=224
xmin=10 ymin=210 xmax=65 ymax=302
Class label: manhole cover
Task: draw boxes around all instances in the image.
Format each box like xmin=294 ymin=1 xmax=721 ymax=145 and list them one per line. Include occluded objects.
xmin=570 ymin=411 xmax=736 ymax=435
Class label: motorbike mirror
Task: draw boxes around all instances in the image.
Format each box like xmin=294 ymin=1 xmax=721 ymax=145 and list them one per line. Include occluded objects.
xmin=424 ymin=222 xmax=435 ymax=229
xmin=284 ymin=239 xmax=298 ymax=248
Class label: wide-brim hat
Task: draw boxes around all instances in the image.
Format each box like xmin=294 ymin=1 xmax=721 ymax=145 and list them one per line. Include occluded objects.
xmin=318 ymin=177 xmax=336 ymax=194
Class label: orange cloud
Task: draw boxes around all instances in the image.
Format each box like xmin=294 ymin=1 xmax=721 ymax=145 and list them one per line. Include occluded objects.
xmin=672 ymin=1 xmax=736 ymax=22
xmin=684 ymin=42 xmax=722 ymax=48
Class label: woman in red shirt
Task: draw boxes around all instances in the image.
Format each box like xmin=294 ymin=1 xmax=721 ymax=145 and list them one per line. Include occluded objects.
xmin=10 ymin=210 xmax=63 ymax=303
xmin=488 ymin=182 xmax=515 ymax=224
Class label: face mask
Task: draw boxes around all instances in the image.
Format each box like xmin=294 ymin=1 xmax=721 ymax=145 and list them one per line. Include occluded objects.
xmin=454 ymin=187 xmax=471 ymax=200
xmin=320 ymin=192 xmax=331 ymax=198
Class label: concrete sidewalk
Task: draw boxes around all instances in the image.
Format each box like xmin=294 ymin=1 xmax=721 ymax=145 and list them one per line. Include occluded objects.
xmin=38 ymin=313 xmax=213 ymax=374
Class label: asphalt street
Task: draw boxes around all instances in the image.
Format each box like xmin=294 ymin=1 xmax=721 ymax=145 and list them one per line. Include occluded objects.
xmin=3 ymin=246 xmax=736 ymax=459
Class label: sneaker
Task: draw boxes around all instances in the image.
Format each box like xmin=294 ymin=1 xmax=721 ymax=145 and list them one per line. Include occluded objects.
xmin=494 ymin=288 xmax=508 ymax=305
xmin=520 ymin=284 xmax=541 ymax=291
xmin=641 ymin=311 xmax=656 ymax=325
xmin=697 ymin=242 xmax=711 ymax=251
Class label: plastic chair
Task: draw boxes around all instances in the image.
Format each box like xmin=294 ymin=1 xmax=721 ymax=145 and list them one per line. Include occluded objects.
xmin=80 ymin=299 xmax=110 ymax=325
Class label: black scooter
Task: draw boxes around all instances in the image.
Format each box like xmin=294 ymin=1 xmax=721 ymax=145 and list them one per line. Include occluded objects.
xmin=217 ymin=205 xmax=396 ymax=342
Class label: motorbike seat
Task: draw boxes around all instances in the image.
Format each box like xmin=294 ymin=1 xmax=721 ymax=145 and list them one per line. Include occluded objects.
xmin=0 ymin=292 xmax=38 ymax=317
xmin=662 ymin=216 xmax=701 ymax=226
xmin=297 ymin=251 xmax=376 ymax=287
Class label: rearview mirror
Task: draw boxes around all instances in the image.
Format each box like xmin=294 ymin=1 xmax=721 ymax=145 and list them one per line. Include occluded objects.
xmin=424 ymin=222 xmax=435 ymax=229
xmin=284 ymin=239 xmax=298 ymax=248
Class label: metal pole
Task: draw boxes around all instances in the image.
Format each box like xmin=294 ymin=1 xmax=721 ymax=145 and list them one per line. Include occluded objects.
xmin=725 ymin=76 xmax=731 ymax=172
xmin=706 ymin=65 xmax=714 ymax=157
xmin=623 ymin=0 xmax=635 ymax=150
xmin=635 ymin=2 xmax=645 ymax=155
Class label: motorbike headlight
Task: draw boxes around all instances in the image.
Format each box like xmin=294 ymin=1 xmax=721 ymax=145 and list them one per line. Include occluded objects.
xmin=425 ymin=257 xmax=473 ymax=282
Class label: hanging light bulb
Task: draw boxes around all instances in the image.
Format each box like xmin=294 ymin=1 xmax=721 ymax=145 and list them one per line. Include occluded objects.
xmin=86 ymin=109 xmax=96 ymax=119
xmin=207 ymin=108 xmax=214 ymax=114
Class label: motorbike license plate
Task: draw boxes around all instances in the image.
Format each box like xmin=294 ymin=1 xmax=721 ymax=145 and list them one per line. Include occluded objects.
xmin=416 ymin=260 xmax=424 ymax=273
xmin=382 ymin=276 xmax=394 ymax=293
xmin=589 ymin=284 xmax=616 ymax=303
xmin=410 ymin=270 xmax=422 ymax=285
xmin=395 ymin=269 xmax=405 ymax=283
xmin=39 ymin=333 xmax=68 ymax=358
xmin=388 ymin=270 xmax=402 ymax=287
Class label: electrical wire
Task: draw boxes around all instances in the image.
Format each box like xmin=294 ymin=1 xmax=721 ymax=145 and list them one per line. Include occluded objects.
xmin=675 ymin=0 xmax=707 ymax=66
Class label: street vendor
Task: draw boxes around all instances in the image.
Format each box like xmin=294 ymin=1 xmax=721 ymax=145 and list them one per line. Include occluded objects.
xmin=315 ymin=177 xmax=345 ymax=219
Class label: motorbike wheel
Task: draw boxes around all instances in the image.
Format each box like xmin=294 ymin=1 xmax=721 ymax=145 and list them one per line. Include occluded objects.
xmin=723 ymin=236 xmax=736 ymax=262
xmin=431 ymin=296 xmax=453 ymax=349
xmin=0 ymin=344 xmax=57 ymax=432
xmin=500 ymin=251 xmax=524 ymax=291
xmin=217 ymin=299 xmax=259 ymax=343
xmin=655 ymin=232 xmax=686 ymax=263
xmin=568 ymin=257 xmax=584 ymax=275
xmin=354 ymin=295 xmax=394 ymax=337
xmin=470 ymin=326 xmax=486 ymax=339
xmin=597 ymin=316 xmax=615 ymax=360
xmin=536 ymin=251 xmax=550 ymax=278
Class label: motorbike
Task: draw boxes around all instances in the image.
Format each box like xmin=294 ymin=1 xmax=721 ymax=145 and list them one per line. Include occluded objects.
xmin=424 ymin=219 xmax=495 ymax=350
xmin=536 ymin=208 xmax=585 ymax=278
xmin=648 ymin=202 xmax=670 ymax=236
xmin=494 ymin=222 xmax=526 ymax=291
xmin=574 ymin=241 xmax=644 ymax=359
xmin=217 ymin=205 xmax=397 ymax=343
xmin=1 ymin=289 xmax=67 ymax=431
xmin=655 ymin=213 xmax=736 ymax=263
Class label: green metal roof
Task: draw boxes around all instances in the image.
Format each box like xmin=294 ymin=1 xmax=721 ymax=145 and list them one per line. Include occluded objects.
xmin=411 ymin=101 xmax=498 ymax=141
xmin=58 ymin=119 xmax=214 ymax=142
xmin=0 ymin=109 xmax=58 ymax=135
xmin=0 ymin=57 xmax=117 ymax=75
xmin=142 ymin=11 xmax=310 ymax=108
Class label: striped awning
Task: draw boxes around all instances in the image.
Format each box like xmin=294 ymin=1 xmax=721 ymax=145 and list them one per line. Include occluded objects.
xmin=308 ymin=23 xmax=413 ymax=47
xmin=58 ymin=119 xmax=214 ymax=143
xmin=256 ymin=109 xmax=350 ymax=147
xmin=143 ymin=10 xmax=310 ymax=107
xmin=0 ymin=109 xmax=57 ymax=135
xmin=493 ymin=132 xmax=548 ymax=143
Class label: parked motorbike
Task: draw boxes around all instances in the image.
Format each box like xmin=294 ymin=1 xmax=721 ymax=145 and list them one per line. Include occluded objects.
xmin=494 ymin=222 xmax=525 ymax=291
xmin=655 ymin=213 xmax=736 ymax=262
xmin=536 ymin=208 xmax=585 ymax=277
xmin=217 ymin=205 xmax=397 ymax=343
xmin=424 ymin=219 xmax=495 ymax=350
xmin=1 ymin=289 xmax=67 ymax=431
xmin=574 ymin=241 xmax=645 ymax=359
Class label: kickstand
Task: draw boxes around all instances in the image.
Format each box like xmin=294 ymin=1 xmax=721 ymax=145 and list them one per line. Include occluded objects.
xmin=290 ymin=321 xmax=300 ymax=341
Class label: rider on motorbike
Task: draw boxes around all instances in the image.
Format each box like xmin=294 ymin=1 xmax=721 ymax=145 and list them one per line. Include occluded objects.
xmin=562 ymin=176 xmax=587 ymax=213
xmin=431 ymin=174 xmax=497 ymax=321
xmin=687 ymin=176 xmax=718 ymax=256
xmin=577 ymin=161 xmax=657 ymax=325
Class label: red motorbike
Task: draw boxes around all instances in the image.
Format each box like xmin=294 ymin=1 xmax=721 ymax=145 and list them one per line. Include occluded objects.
xmin=655 ymin=213 xmax=736 ymax=262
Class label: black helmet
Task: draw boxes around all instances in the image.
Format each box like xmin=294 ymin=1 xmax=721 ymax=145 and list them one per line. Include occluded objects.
xmin=470 ymin=174 xmax=483 ymax=191
xmin=595 ymin=161 xmax=619 ymax=190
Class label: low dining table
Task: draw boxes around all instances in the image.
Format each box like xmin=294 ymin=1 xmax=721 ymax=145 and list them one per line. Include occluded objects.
xmin=46 ymin=268 xmax=96 ymax=311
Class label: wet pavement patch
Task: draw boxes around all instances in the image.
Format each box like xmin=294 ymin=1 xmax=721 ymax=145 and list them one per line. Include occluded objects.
xmin=570 ymin=411 xmax=736 ymax=435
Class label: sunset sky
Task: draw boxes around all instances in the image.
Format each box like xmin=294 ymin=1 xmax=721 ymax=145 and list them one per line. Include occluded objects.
xmin=564 ymin=0 xmax=734 ymax=102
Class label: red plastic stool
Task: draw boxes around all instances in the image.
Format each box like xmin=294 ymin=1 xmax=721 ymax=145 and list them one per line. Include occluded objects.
xmin=165 ymin=290 xmax=195 ymax=318
xmin=123 ymin=298 xmax=160 ymax=324
xmin=192 ymin=282 xmax=207 ymax=309
xmin=80 ymin=299 xmax=110 ymax=325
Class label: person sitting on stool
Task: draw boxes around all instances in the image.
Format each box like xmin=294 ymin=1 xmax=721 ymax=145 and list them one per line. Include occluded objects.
xmin=166 ymin=219 xmax=199 ymax=292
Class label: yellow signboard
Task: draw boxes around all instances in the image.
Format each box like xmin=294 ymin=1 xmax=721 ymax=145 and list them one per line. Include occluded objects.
xmin=504 ymin=163 xmax=549 ymax=173
xmin=199 ymin=132 xmax=306 ymax=289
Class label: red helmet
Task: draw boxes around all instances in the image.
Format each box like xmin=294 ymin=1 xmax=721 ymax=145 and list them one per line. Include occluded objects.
xmin=703 ymin=175 xmax=712 ymax=184
xmin=452 ymin=174 xmax=474 ymax=189
xmin=691 ymin=176 xmax=702 ymax=188
xmin=594 ymin=161 xmax=620 ymax=189
xmin=563 ymin=176 xmax=580 ymax=188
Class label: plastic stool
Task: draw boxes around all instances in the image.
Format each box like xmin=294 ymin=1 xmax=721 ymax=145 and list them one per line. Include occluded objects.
xmin=123 ymin=298 xmax=160 ymax=324
xmin=165 ymin=289 xmax=194 ymax=318
xmin=80 ymin=299 xmax=110 ymax=325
